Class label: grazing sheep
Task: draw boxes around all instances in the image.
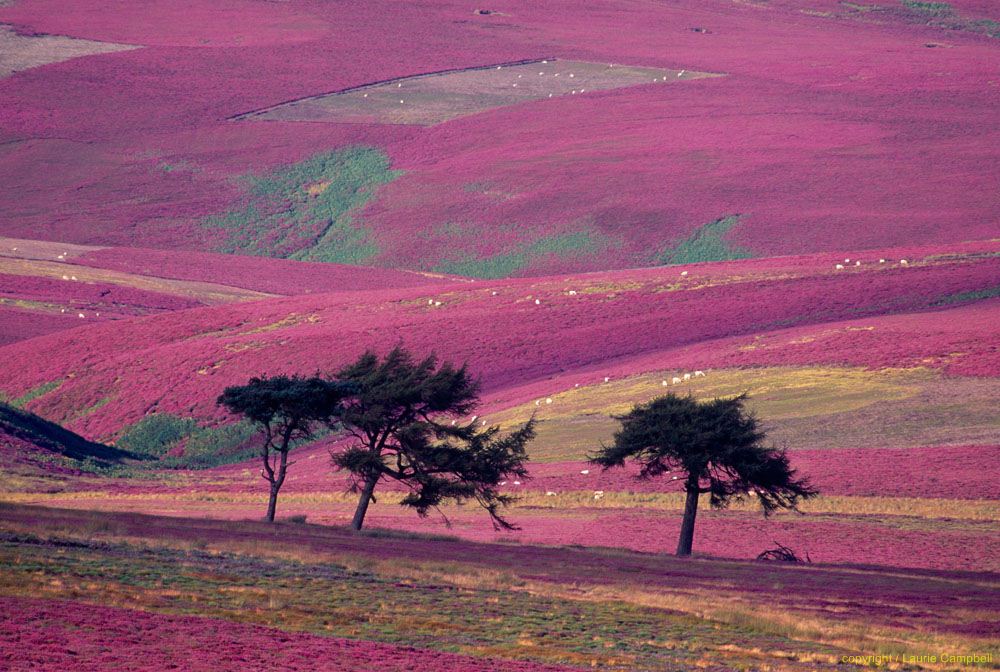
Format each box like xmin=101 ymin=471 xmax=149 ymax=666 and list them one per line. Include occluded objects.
xmin=683 ymin=373 xmax=691 ymax=381
xmin=545 ymin=398 xmax=552 ymax=404
xmin=835 ymin=264 xmax=844 ymax=270
xmin=879 ymin=258 xmax=886 ymax=263
xmin=363 ymin=93 xmax=368 ymax=98
xmin=694 ymin=370 xmax=705 ymax=377
xmin=535 ymin=400 xmax=541 ymax=406
xmin=568 ymin=290 xmax=577 ymax=295
xmin=580 ymin=469 xmax=590 ymax=475
xmin=845 ymin=258 xmax=850 ymax=263
xmin=61 ymin=275 xmax=69 ymax=280
xmin=680 ymin=271 xmax=688 ymax=276
xmin=513 ymin=481 xmax=521 ymax=485
xmin=428 ymin=299 xmax=434 ymax=305
xmin=593 ymin=491 xmax=604 ymax=500
xmin=855 ymin=261 xmax=861 ymax=267
xmin=662 ymin=380 xmax=669 ymax=386
xmin=546 ymin=491 xmax=557 ymax=496
xmin=900 ymin=259 xmax=909 ymax=265
xmin=77 ymin=313 xmax=85 ymax=318
xmin=433 ymin=301 xmax=441 ymax=307
xmin=534 ymin=299 xmax=541 ymax=305
xmin=71 ymin=276 xmax=77 ymax=281
xmin=672 ymin=377 xmax=682 ymax=385
xmin=604 ymin=377 xmax=610 ymax=382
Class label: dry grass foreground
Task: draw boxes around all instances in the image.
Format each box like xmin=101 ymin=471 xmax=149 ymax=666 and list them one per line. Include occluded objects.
xmin=0 ymin=503 xmax=996 ymax=671
xmin=237 ymin=59 xmax=722 ymax=126
xmin=0 ymin=25 xmax=138 ymax=78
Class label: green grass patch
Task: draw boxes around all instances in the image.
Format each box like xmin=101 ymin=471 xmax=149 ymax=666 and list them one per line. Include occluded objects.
xmin=434 ymin=230 xmax=606 ymax=279
xmin=204 ymin=147 xmax=401 ymax=264
xmin=114 ymin=413 xmax=322 ymax=470
xmin=9 ymin=380 xmax=63 ymax=409
xmin=116 ymin=414 xmax=198 ymax=459
xmin=933 ymin=284 xmax=1000 ymax=306
xmin=902 ymin=1 xmax=954 ymax=16
xmin=657 ymin=215 xmax=752 ymax=266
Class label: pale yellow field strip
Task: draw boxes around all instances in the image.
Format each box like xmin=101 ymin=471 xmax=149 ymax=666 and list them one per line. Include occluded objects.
xmin=0 ymin=257 xmax=275 ymax=305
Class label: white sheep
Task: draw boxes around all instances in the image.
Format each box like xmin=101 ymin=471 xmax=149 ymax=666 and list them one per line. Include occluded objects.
xmin=680 ymin=271 xmax=688 ymax=276
xmin=900 ymin=259 xmax=909 ymax=265
xmin=534 ymin=298 xmax=541 ymax=305
xmin=546 ymin=491 xmax=557 ymax=496
xmin=855 ymin=261 xmax=861 ymax=267
xmin=433 ymin=301 xmax=442 ymax=307
xmin=835 ymin=264 xmax=844 ymax=270
xmin=604 ymin=376 xmax=610 ymax=382
xmin=78 ymin=313 xmax=85 ymax=318
xmin=593 ymin=491 xmax=604 ymax=500
xmin=62 ymin=275 xmax=69 ymax=280
xmin=662 ymin=380 xmax=669 ymax=386
xmin=672 ymin=377 xmax=682 ymax=385
xmin=845 ymin=258 xmax=850 ymax=263
xmin=879 ymin=258 xmax=886 ymax=263
xmin=535 ymin=400 xmax=541 ymax=406
xmin=545 ymin=398 xmax=552 ymax=404
xmin=513 ymin=480 xmax=521 ymax=485
xmin=580 ymin=469 xmax=590 ymax=475
xmin=568 ymin=290 xmax=577 ymax=295
xmin=694 ymin=370 xmax=705 ymax=377
xmin=683 ymin=373 xmax=691 ymax=381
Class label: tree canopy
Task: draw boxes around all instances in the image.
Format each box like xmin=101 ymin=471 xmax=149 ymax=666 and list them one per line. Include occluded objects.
xmin=218 ymin=375 xmax=353 ymax=522
xmin=591 ymin=393 xmax=816 ymax=555
xmin=331 ymin=346 xmax=535 ymax=531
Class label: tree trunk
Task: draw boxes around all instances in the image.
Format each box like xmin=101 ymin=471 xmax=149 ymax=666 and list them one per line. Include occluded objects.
xmin=266 ymin=486 xmax=279 ymax=523
xmin=676 ymin=483 xmax=700 ymax=557
xmin=265 ymin=448 xmax=289 ymax=523
xmin=351 ymin=472 xmax=379 ymax=531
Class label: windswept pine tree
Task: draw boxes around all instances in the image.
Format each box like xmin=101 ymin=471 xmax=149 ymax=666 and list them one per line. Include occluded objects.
xmin=331 ymin=346 xmax=535 ymax=531
xmin=590 ymin=393 xmax=816 ymax=556
xmin=218 ymin=375 xmax=354 ymax=522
